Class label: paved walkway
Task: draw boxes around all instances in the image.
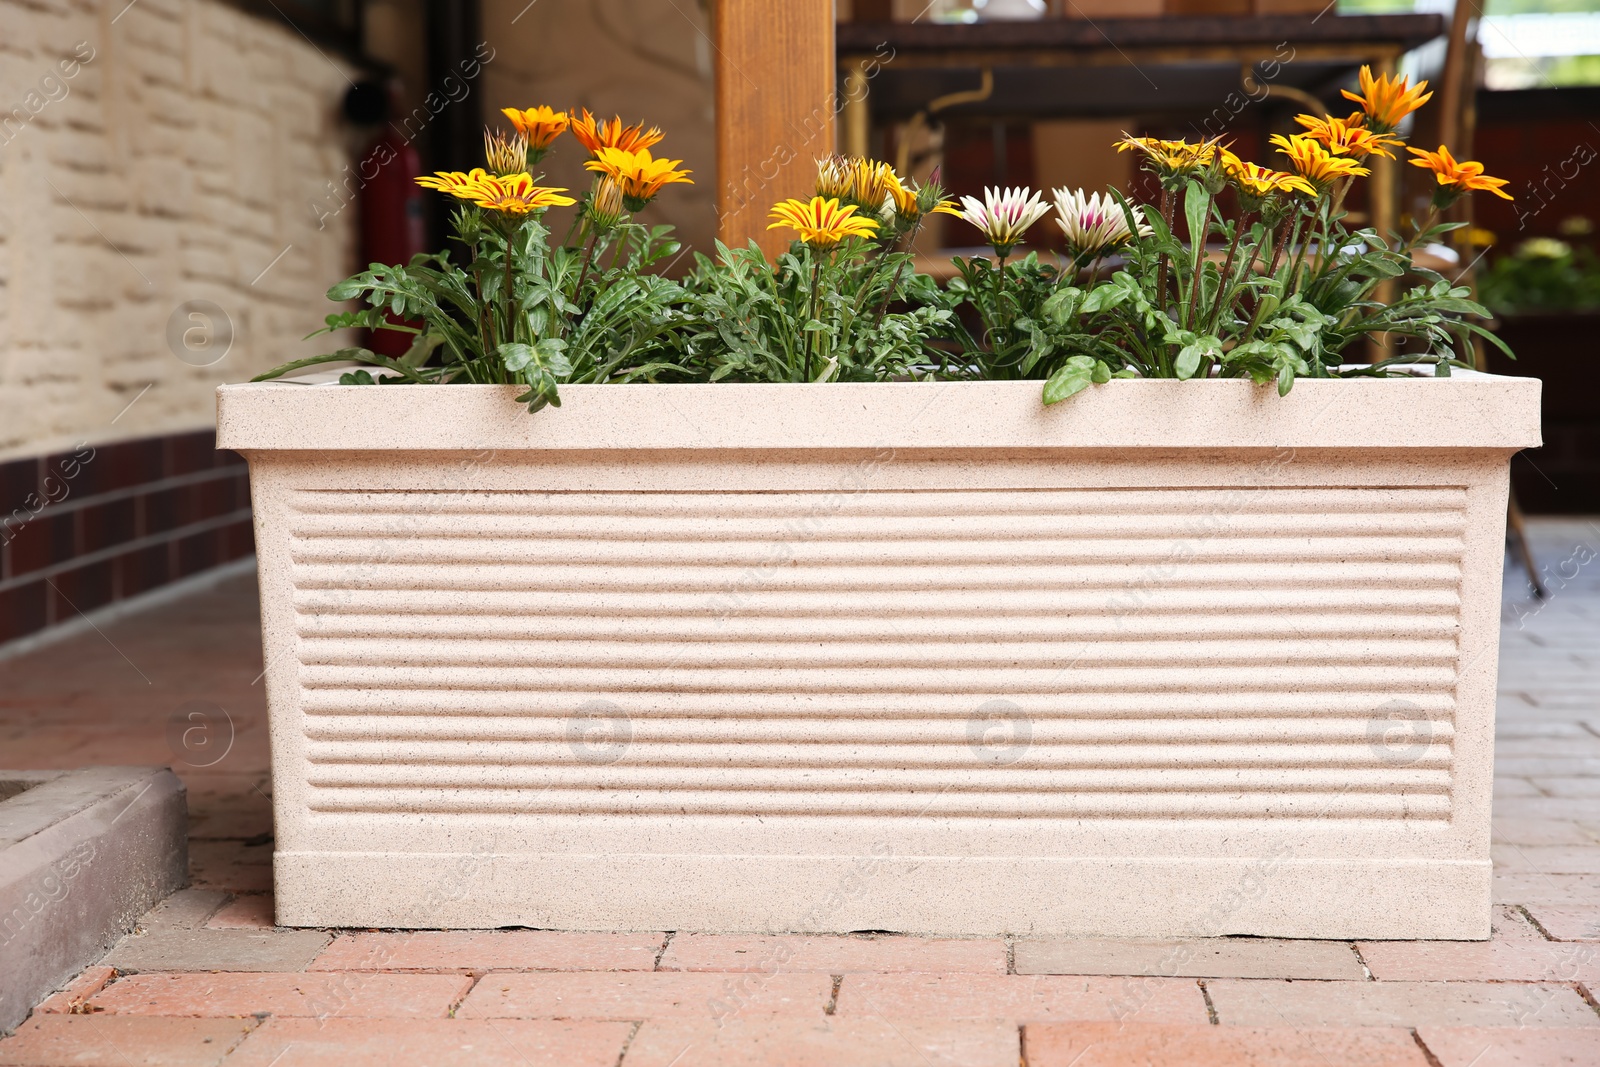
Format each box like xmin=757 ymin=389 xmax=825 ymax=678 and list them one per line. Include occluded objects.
xmin=1 ymin=519 xmax=1598 ymax=1066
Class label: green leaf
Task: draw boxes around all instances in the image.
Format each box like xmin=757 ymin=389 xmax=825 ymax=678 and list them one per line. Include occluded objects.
xmin=1042 ymin=287 xmax=1083 ymax=326
xmin=1184 ymin=179 xmax=1208 ymax=248
xmin=1175 ymin=344 xmax=1202 ymax=380
xmin=534 ymin=337 xmax=572 ymax=377
xmin=327 ymin=277 xmax=368 ymax=301
xmin=499 ymin=343 xmax=535 ymax=373
xmin=1042 ymin=356 xmax=1097 ymax=405
xmin=399 ymin=331 xmax=445 ymax=368
xmin=251 ymin=348 xmax=377 ymax=382
xmin=1091 ymin=360 xmax=1112 ymax=384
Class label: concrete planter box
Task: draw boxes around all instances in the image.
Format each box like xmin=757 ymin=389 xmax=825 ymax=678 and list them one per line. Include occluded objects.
xmin=217 ymin=375 xmax=1540 ymax=939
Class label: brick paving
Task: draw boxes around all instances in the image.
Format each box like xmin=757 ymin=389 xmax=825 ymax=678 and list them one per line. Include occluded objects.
xmin=1 ymin=517 xmax=1598 ymax=1065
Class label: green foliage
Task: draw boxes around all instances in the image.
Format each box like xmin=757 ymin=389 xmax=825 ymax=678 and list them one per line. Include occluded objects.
xmin=939 ymin=179 xmax=1498 ymax=404
xmin=260 ymin=157 xmax=1505 ymax=413
xmin=1478 ymin=239 xmax=1600 ymax=314
xmin=675 ymin=239 xmax=951 ymax=384
xmin=255 ymin=211 xmax=693 ymax=411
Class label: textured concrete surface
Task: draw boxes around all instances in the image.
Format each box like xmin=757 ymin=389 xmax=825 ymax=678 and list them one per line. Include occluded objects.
xmin=0 ymin=517 xmax=1596 ymax=1063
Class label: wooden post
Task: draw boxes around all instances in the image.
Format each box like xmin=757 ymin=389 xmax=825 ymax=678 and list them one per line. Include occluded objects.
xmin=712 ymin=0 xmax=837 ymax=256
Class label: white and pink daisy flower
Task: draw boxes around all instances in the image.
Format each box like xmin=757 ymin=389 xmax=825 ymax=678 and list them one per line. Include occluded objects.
xmin=1052 ymin=187 xmax=1152 ymax=265
xmin=953 ymin=185 xmax=1051 ymax=257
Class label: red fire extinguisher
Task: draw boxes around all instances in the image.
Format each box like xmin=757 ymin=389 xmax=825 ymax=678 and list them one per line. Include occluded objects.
xmin=346 ymin=81 xmax=428 ymax=358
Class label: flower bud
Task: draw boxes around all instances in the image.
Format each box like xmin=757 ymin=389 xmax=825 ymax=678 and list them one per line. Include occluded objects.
xmin=588 ymin=175 xmax=625 ymax=230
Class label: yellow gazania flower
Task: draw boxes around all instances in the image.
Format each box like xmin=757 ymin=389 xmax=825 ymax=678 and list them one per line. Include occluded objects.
xmin=583 ymin=146 xmax=693 ymax=210
xmin=1225 ymin=156 xmax=1317 ymax=199
xmin=1270 ymin=134 xmax=1370 ymax=190
xmin=500 ymin=106 xmax=569 ymax=152
xmin=850 ymin=158 xmax=900 ymax=216
xmin=1341 ymin=66 xmax=1432 ymax=134
xmin=1293 ymin=113 xmax=1400 ymax=160
xmin=569 ymin=109 xmax=664 ymax=157
xmin=886 ymin=176 xmax=919 ymax=219
xmin=767 ymin=196 xmax=879 ymax=250
xmin=415 ymin=168 xmax=492 ymax=196
xmin=483 ymin=129 xmax=529 ymax=176
xmin=463 ymin=173 xmax=577 ymax=215
xmin=1407 ymin=145 xmax=1514 ymax=202
xmin=883 ymin=174 xmax=958 ymax=229
xmin=815 ymin=155 xmax=854 ymax=200
xmin=1116 ymin=134 xmax=1222 ymax=180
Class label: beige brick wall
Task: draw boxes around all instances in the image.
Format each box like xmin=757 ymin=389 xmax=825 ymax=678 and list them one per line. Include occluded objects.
xmin=0 ymin=0 xmax=358 ymax=462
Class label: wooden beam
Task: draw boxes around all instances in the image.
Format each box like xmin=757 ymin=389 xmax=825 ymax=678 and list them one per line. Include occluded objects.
xmin=712 ymin=0 xmax=836 ymax=256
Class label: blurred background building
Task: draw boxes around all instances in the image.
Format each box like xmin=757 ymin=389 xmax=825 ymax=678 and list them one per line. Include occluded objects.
xmin=1 ymin=0 xmax=1595 ymax=651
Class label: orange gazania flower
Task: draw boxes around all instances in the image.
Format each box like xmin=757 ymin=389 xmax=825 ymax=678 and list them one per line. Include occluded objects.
xmin=1408 ymin=145 xmax=1514 ymax=203
xmin=500 ymin=106 xmax=569 ymax=153
xmin=583 ymin=146 xmax=693 ymax=210
xmin=569 ymin=109 xmax=664 ymax=157
xmin=1270 ymin=134 xmax=1369 ymax=190
xmin=1294 ymin=113 xmax=1401 ymax=160
xmin=1341 ymin=66 xmax=1432 ymax=134
xmin=767 ymin=196 xmax=879 ymax=250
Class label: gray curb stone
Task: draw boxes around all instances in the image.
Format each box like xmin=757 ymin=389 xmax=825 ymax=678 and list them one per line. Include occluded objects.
xmin=0 ymin=767 xmax=186 ymax=1032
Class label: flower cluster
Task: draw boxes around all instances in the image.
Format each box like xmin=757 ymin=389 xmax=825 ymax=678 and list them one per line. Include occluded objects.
xmin=276 ymin=76 xmax=1519 ymax=415
xmin=770 ymin=156 xmax=957 ymax=251
xmin=415 ymin=105 xmax=694 ymax=238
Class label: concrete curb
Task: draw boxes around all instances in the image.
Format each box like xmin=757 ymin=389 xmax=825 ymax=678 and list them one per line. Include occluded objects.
xmin=0 ymin=767 xmax=187 ymax=1032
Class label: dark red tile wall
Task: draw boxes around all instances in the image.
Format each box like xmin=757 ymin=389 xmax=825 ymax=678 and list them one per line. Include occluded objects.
xmin=0 ymin=429 xmax=254 ymax=646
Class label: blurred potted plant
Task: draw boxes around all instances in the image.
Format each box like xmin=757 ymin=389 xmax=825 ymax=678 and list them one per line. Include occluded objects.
xmin=220 ymin=73 xmax=1538 ymax=941
xmin=1479 ymin=223 xmax=1600 ymax=511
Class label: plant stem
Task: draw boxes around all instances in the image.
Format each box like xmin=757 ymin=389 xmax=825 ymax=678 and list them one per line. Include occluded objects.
xmin=1285 ymin=209 xmax=1314 ymax=298
xmin=500 ymin=223 xmax=521 ymax=381
xmin=1208 ymin=211 xmax=1254 ymax=336
xmin=1085 ymin=254 xmax=1103 ymax=288
xmin=993 ymin=251 xmax=1010 ymax=369
xmin=573 ymin=230 xmax=601 ymax=308
xmin=805 ymin=254 xmax=822 ymax=381
xmin=1244 ymin=215 xmax=1299 ymax=341
xmin=1406 ymin=206 xmax=1441 ymax=254
xmin=872 ymin=254 xmax=910 ymax=329
xmin=1266 ymin=215 xmax=1295 ymax=282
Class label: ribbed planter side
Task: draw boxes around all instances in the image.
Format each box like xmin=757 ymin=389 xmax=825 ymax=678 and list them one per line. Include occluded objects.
xmin=217 ymin=376 xmax=1541 ymax=938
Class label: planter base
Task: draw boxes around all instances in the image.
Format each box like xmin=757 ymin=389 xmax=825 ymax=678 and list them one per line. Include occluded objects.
xmin=274 ymin=851 xmax=1489 ymax=939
